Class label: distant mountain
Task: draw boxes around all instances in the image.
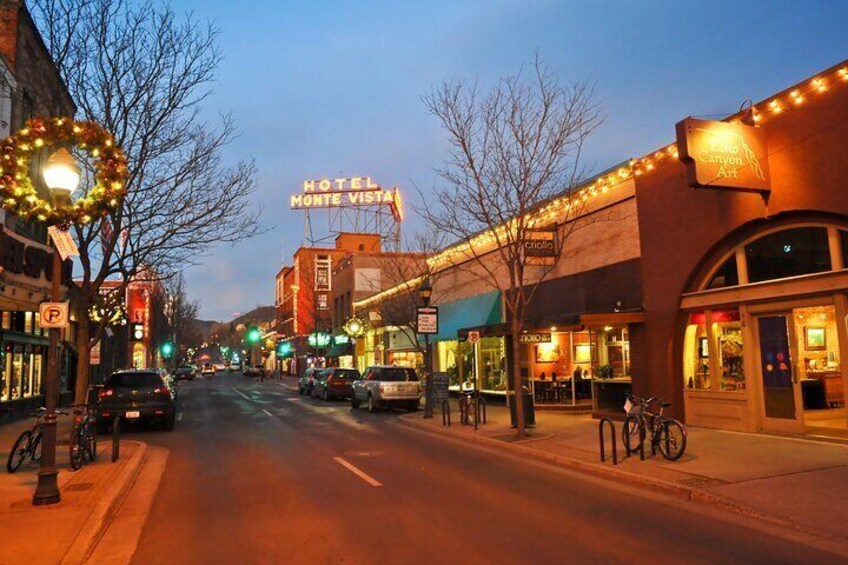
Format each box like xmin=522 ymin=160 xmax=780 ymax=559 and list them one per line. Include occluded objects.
xmin=230 ymin=306 xmax=275 ymax=326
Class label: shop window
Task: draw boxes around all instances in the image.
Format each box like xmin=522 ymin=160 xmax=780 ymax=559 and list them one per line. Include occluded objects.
xmin=24 ymin=312 xmax=34 ymax=334
xmin=1 ymin=312 xmax=10 ymax=331
xmin=479 ymin=337 xmax=507 ymax=392
xmin=684 ymin=313 xmax=711 ymax=390
xmin=705 ymin=256 xmax=739 ymax=289
xmin=745 ymin=227 xmax=831 ymax=283
xmin=1 ymin=351 xmax=9 ymax=401
xmin=10 ymin=346 xmax=23 ymax=400
xmin=841 ymin=230 xmax=848 ymax=268
xmin=599 ymin=327 xmax=630 ymax=378
xmin=717 ymin=320 xmax=745 ymax=391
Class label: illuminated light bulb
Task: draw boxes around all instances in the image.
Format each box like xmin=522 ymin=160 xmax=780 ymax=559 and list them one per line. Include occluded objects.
xmin=19 ymin=128 xmax=29 ymax=136
xmin=769 ymin=99 xmax=782 ymax=113
xmin=812 ymin=78 xmax=827 ymax=92
xmin=839 ymin=68 xmax=848 ymax=80
xmin=73 ymin=126 xmax=82 ymax=133
xmin=753 ymin=112 xmax=763 ymax=123
xmin=34 ymin=138 xmax=44 ymax=148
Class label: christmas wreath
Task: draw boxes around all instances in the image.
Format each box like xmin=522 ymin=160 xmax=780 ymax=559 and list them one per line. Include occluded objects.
xmin=1 ymin=117 xmax=127 ymax=228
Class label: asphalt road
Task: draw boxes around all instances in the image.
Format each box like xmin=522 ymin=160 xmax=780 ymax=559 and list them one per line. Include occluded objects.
xmin=126 ymin=373 xmax=840 ymax=565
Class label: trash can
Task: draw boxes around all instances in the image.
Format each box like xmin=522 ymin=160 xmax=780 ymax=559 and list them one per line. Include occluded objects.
xmin=508 ymin=392 xmax=535 ymax=427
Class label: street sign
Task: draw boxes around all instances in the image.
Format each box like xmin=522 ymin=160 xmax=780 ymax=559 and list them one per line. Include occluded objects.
xmin=48 ymin=226 xmax=79 ymax=260
xmin=39 ymin=302 xmax=69 ymax=328
xmin=468 ymin=330 xmax=480 ymax=344
xmin=417 ymin=306 xmax=438 ymax=335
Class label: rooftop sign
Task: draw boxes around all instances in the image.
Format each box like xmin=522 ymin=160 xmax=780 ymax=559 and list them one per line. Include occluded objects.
xmin=290 ymin=176 xmax=403 ymax=220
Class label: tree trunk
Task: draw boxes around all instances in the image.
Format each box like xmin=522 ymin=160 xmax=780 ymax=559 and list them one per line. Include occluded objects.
xmin=510 ymin=320 xmax=526 ymax=438
xmin=74 ymin=315 xmax=91 ymax=405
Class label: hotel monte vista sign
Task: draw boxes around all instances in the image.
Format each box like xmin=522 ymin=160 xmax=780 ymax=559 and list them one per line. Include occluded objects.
xmin=676 ymin=118 xmax=770 ymax=193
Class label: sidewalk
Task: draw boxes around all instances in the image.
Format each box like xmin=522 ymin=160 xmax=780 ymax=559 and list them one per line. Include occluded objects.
xmin=0 ymin=417 xmax=149 ymax=565
xmin=400 ymin=401 xmax=848 ymax=544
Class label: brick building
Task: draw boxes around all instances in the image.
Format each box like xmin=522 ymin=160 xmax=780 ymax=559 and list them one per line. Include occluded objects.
xmin=0 ymin=0 xmax=76 ymax=421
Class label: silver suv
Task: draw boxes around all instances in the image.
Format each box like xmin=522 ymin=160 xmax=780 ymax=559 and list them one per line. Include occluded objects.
xmin=351 ymin=366 xmax=421 ymax=413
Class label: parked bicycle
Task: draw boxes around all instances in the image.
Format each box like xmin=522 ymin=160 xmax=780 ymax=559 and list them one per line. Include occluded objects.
xmin=622 ymin=393 xmax=687 ymax=461
xmin=7 ymin=407 xmax=67 ymax=473
xmin=458 ymin=384 xmax=485 ymax=426
xmin=69 ymin=403 xmax=98 ymax=471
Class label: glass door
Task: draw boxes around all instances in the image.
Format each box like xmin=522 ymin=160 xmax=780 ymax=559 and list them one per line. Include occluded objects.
xmin=756 ymin=313 xmax=803 ymax=433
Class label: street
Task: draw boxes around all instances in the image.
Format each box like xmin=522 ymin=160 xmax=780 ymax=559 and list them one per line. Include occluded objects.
xmin=123 ymin=373 xmax=838 ymax=565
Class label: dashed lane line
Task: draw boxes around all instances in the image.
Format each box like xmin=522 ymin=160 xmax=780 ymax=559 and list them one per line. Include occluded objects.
xmin=230 ymin=387 xmax=252 ymax=401
xmin=333 ymin=457 xmax=383 ymax=487
xmin=261 ymin=408 xmax=275 ymax=418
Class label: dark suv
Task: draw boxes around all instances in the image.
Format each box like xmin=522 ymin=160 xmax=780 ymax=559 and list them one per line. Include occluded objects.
xmin=312 ymin=368 xmax=359 ymax=400
xmin=97 ymin=370 xmax=177 ymax=431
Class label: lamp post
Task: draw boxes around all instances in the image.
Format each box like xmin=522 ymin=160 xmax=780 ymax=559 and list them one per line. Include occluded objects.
xmin=418 ymin=277 xmax=434 ymax=419
xmin=33 ymin=148 xmax=81 ymax=506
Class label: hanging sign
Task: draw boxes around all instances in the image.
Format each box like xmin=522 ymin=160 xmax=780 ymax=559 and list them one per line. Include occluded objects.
xmin=676 ymin=118 xmax=770 ymax=192
xmin=90 ymin=340 xmax=101 ymax=365
xmin=48 ymin=226 xmax=80 ymax=260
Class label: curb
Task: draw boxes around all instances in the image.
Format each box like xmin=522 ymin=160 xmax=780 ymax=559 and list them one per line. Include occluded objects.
xmin=397 ymin=416 xmax=848 ymax=552
xmin=60 ymin=440 xmax=149 ymax=565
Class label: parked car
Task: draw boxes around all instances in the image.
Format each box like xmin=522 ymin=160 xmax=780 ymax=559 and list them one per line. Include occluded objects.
xmin=214 ymin=363 xmax=227 ymax=372
xmin=230 ymin=361 xmax=241 ymax=372
xmin=297 ymin=367 xmax=319 ymax=395
xmin=201 ymin=363 xmax=215 ymax=377
xmin=312 ymin=368 xmax=359 ymax=400
xmin=174 ymin=365 xmax=196 ymax=381
xmin=351 ymin=366 xmax=421 ymax=412
xmin=97 ymin=369 xmax=176 ymax=431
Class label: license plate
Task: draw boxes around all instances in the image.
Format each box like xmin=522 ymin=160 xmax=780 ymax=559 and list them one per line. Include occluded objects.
xmin=126 ymin=411 xmax=140 ymax=419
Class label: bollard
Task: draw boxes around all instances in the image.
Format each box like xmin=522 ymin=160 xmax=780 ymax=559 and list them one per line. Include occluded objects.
xmin=111 ymin=416 xmax=120 ymax=462
xmin=479 ymin=397 xmax=487 ymax=424
xmin=599 ymin=417 xmax=618 ymax=465
xmin=442 ymin=399 xmax=451 ymax=427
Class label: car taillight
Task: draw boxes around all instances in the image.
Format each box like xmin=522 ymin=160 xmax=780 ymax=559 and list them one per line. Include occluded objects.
xmin=154 ymin=387 xmax=168 ymax=395
xmin=99 ymin=388 xmax=113 ymax=399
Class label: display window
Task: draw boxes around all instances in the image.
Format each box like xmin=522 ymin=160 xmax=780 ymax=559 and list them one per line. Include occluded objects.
xmin=684 ymin=310 xmax=744 ymax=391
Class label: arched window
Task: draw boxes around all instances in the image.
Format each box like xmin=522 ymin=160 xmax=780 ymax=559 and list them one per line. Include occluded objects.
xmin=706 ymin=256 xmax=739 ymax=289
xmin=745 ymin=227 xmax=831 ymax=283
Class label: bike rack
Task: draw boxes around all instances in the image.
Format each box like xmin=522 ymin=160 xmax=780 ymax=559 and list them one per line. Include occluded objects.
xmin=623 ymin=423 xmax=645 ymax=461
xmin=598 ymin=417 xmax=618 ymax=465
xmin=441 ymin=399 xmax=451 ymax=427
xmin=111 ymin=416 xmax=121 ymax=462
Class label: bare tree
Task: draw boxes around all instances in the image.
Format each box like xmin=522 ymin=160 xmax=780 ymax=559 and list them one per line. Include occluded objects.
xmin=31 ymin=0 xmax=264 ymax=401
xmin=163 ymin=272 xmax=200 ymax=366
xmin=420 ymin=57 xmax=602 ymax=437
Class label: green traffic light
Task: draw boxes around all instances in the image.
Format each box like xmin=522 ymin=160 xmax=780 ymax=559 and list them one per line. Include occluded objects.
xmin=161 ymin=342 xmax=174 ymax=358
xmin=247 ymin=327 xmax=261 ymax=344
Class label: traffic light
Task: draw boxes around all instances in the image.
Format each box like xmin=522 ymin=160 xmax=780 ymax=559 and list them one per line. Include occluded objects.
xmin=246 ymin=327 xmax=261 ymax=344
xmin=161 ymin=342 xmax=174 ymax=358
xmin=130 ymin=323 xmax=144 ymax=341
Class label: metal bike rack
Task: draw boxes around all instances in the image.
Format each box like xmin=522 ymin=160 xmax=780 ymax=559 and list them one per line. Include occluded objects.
xmin=598 ymin=417 xmax=618 ymax=465
xmin=623 ymin=422 xmax=645 ymax=461
xmin=441 ymin=399 xmax=451 ymax=427
xmin=111 ymin=416 xmax=120 ymax=462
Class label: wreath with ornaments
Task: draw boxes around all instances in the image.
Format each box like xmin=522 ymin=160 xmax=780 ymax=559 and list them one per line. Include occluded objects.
xmin=1 ymin=117 xmax=127 ymax=228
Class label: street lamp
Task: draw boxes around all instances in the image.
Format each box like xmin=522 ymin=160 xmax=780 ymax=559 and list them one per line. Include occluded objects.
xmin=418 ymin=277 xmax=435 ymax=419
xmin=33 ymin=148 xmax=81 ymax=506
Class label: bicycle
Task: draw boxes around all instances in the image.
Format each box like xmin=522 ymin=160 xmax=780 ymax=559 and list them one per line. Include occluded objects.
xmin=622 ymin=393 xmax=687 ymax=461
xmin=459 ymin=387 xmax=485 ymax=426
xmin=7 ymin=407 xmax=67 ymax=473
xmin=69 ymin=403 xmax=98 ymax=471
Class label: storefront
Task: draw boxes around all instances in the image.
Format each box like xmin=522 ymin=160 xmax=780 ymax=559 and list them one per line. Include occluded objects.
xmin=633 ymin=61 xmax=848 ymax=436
xmin=385 ymin=329 xmax=423 ymax=370
xmin=0 ymin=226 xmax=75 ymax=421
xmin=326 ymin=334 xmax=354 ymax=369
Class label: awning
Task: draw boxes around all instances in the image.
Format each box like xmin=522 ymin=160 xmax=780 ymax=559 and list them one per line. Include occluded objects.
xmin=326 ymin=340 xmax=353 ymax=358
xmin=431 ymin=290 xmax=502 ymax=342
xmin=458 ymin=310 xmax=645 ymax=339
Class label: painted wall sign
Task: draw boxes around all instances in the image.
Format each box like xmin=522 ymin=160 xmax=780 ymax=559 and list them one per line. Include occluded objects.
xmin=519 ymin=332 xmax=552 ymax=344
xmin=676 ymin=118 xmax=770 ymax=192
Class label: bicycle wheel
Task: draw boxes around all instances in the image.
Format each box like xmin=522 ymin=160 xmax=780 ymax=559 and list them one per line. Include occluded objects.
xmin=7 ymin=430 xmax=32 ymax=473
xmin=85 ymin=423 xmax=97 ymax=462
xmin=30 ymin=429 xmax=43 ymax=462
xmin=658 ymin=419 xmax=687 ymax=461
xmin=621 ymin=415 xmax=645 ymax=453
xmin=69 ymin=430 xmax=83 ymax=471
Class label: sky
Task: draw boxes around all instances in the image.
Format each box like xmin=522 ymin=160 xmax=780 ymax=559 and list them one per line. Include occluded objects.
xmin=173 ymin=0 xmax=848 ymax=321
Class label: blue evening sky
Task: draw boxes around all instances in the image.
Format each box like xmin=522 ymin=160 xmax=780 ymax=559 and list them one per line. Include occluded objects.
xmin=175 ymin=0 xmax=848 ymax=321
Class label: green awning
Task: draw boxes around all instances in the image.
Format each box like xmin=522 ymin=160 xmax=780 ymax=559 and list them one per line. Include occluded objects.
xmin=431 ymin=291 xmax=502 ymax=342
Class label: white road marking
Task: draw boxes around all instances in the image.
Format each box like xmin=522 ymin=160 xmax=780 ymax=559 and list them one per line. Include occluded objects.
xmin=230 ymin=387 xmax=252 ymax=401
xmin=333 ymin=457 xmax=382 ymax=487
xmin=177 ymin=412 xmax=183 ymax=421
xmin=261 ymin=408 xmax=275 ymax=418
